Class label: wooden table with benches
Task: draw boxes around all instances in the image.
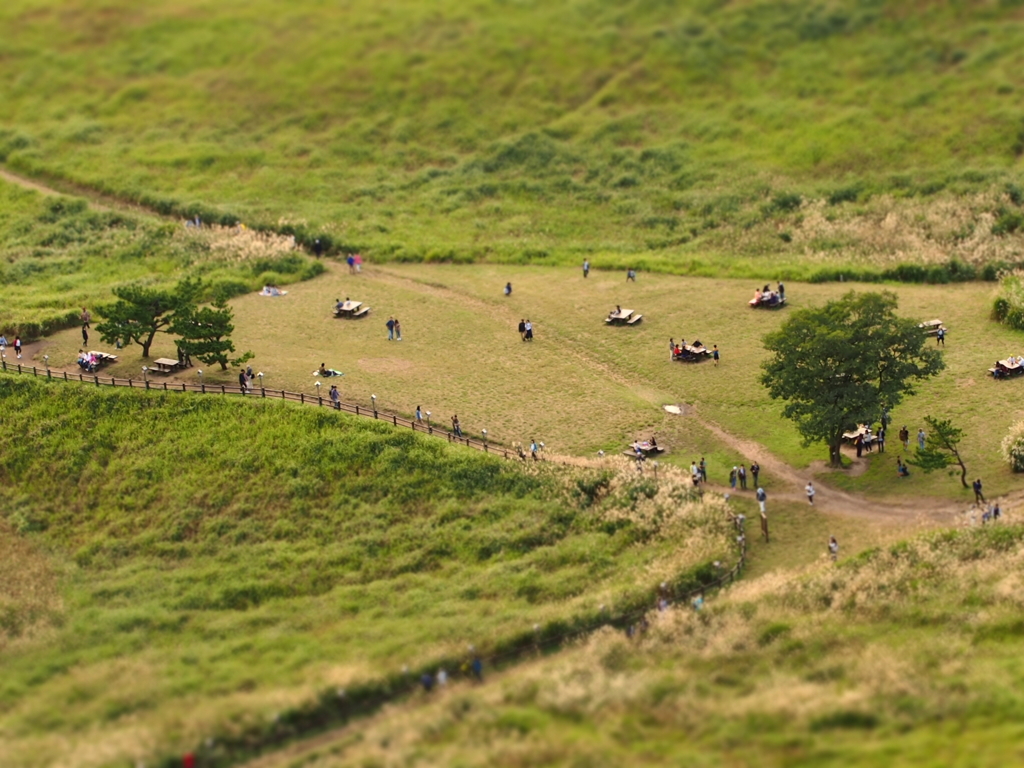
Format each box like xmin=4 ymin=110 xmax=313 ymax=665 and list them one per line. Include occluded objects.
xmin=87 ymin=351 xmax=118 ymax=367
xmin=605 ymin=307 xmax=643 ymax=326
xmin=151 ymin=358 xmax=181 ymax=374
xmin=333 ymin=300 xmax=371 ymax=319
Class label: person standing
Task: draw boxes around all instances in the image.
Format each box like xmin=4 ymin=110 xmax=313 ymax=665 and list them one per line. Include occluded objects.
xmin=504 ymin=282 xmax=512 ymax=297
xmin=583 ymin=259 xmax=590 ymax=278
xmin=877 ymin=427 xmax=886 ymax=453
xmin=738 ymin=464 xmax=747 ymax=490
xmin=669 ymin=338 xmax=676 ymax=361
xmin=626 ymin=268 xmax=636 ymax=282
xmin=314 ymin=238 xmax=323 ymax=258
xmin=82 ymin=324 xmax=89 ymax=345
xmin=530 ymin=439 xmax=539 ymax=460
xmin=15 ymin=335 xmax=22 ymax=358
xmin=855 ymin=433 xmax=863 ymax=458
xmin=936 ymin=327 xmax=945 ymax=346
xmin=690 ymin=460 xmax=700 ymax=485
xmin=386 ymin=316 xmax=395 ymax=341
xmin=828 ymin=536 xmax=839 ymax=561
xmin=524 ymin=319 xmax=534 ymax=341
xmin=973 ymin=478 xmax=985 ymax=505
xmin=415 ymin=405 xmax=423 ymax=423
xmin=756 ymin=486 xmax=767 ymax=514
xmin=729 ymin=466 xmax=738 ymax=489
xmin=777 ymin=281 xmax=785 ymax=302
xmin=917 ymin=428 xmax=926 ymax=450
xmin=750 ymin=462 xmax=760 ymax=487
xmin=899 ymin=426 xmax=909 ymax=450
xmin=805 ymin=481 xmax=816 ymax=505
xmin=699 ymin=457 xmax=707 ymax=482
xmin=394 ymin=318 xmax=402 ymax=341
xmin=330 ymin=385 xmax=341 ymax=409
xmin=452 ymin=415 xmax=462 ymax=437
xmin=712 ymin=344 xmax=720 ymax=366
xmin=518 ymin=319 xmax=526 ymax=341
xmin=238 ymin=370 xmax=248 ymax=394
xmin=81 ymin=307 xmax=91 ymax=328
xmin=347 ymin=254 xmax=356 ymax=273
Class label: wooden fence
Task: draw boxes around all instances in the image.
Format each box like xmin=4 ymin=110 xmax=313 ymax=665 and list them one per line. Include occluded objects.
xmin=0 ymin=359 xmax=513 ymax=459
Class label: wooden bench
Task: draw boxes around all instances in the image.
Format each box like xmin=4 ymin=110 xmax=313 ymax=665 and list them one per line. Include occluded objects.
xmin=352 ymin=305 xmax=371 ymax=318
xmin=151 ymin=358 xmax=180 ymax=374
xmin=626 ymin=313 xmax=643 ymax=324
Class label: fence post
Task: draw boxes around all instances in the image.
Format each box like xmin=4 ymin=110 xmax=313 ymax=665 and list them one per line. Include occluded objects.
xmin=145 ymin=380 xmax=150 ymax=390
xmin=355 ymin=405 xmax=360 ymax=415
xmin=94 ymin=375 xmax=99 ymax=386
xmin=301 ymin=393 xmax=305 ymax=404
xmin=261 ymin=387 xmax=265 ymax=398
xmin=63 ymin=371 xmax=67 ymax=381
xmin=318 ymin=396 xmax=323 ymax=407
xmin=221 ymin=385 xmax=226 ymax=395
xmin=32 ymin=366 xmax=37 ymax=376
xmin=393 ymin=415 xmax=397 ymax=426
xmin=281 ymin=390 xmax=285 ymax=400
xmin=201 ymin=384 xmax=205 ymax=393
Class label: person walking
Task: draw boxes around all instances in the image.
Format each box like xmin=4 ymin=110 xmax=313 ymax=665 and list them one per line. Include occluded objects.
xmin=750 ymin=462 xmax=760 ymax=487
xmin=452 ymin=415 xmax=462 ymax=437
xmin=330 ymin=385 xmax=341 ymax=409
xmin=738 ymin=464 xmax=747 ymax=490
xmin=386 ymin=316 xmax=395 ymax=341
xmin=699 ymin=457 xmax=707 ymax=482
xmin=973 ymin=478 xmax=985 ymax=504
xmin=415 ymin=405 xmax=423 ymax=423
xmin=530 ymin=439 xmax=539 ymax=461
xmin=394 ymin=318 xmax=403 ymax=341
xmin=81 ymin=307 xmax=91 ymax=328
xmin=805 ymin=481 xmax=816 ymax=505
xmin=518 ymin=319 xmax=526 ymax=341
xmin=583 ymin=259 xmax=590 ymax=278
xmin=829 ymin=536 xmax=839 ymax=561
xmin=917 ymin=428 xmax=926 ymax=450
xmin=238 ymin=370 xmax=248 ymax=394
xmin=756 ymin=486 xmax=767 ymax=514
xmin=690 ymin=460 xmax=700 ymax=486
xmin=855 ymin=433 xmax=863 ymax=458
xmin=899 ymin=426 xmax=909 ymax=450
xmin=504 ymin=282 xmax=512 ymax=297
xmin=14 ymin=335 xmax=22 ymax=358
xmin=729 ymin=466 xmax=738 ymax=489
xmin=712 ymin=344 xmax=720 ymax=366
xmin=82 ymin=323 xmax=89 ymax=345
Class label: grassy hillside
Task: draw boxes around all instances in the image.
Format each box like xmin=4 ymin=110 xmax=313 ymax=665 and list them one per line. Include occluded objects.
xmin=0 ymin=375 xmax=732 ymax=767
xmin=0 ymin=178 xmax=324 ymax=338
xmin=282 ymin=522 xmax=1024 ymax=768
xmin=1 ymin=0 xmax=1023 ymax=270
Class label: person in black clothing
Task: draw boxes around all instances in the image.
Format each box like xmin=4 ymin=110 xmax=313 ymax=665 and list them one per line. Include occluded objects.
xmin=82 ymin=324 xmax=89 ymax=345
xmin=750 ymin=462 xmax=760 ymax=487
xmin=238 ymin=371 xmax=248 ymax=393
xmin=973 ymin=478 xmax=985 ymax=504
xmin=518 ymin=319 xmax=526 ymax=341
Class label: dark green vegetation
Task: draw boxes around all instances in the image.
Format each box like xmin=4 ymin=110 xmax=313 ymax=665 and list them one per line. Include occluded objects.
xmin=0 ymin=178 xmax=324 ymax=339
xmin=1 ymin=0 xmax=1023 ymax=275
xmin=0 ymin=375 xmax=730 ymax=766
xmin=761 ymin=291 xmax=944 ymax=466
xmin=294 ymin=523 xmax=1024 ymax=768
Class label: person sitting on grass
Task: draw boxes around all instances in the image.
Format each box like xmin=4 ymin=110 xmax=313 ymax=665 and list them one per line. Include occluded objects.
xmin=315 ymin=363 xmax=343 ymax=377
xmin=897 ymin=457 xmax=910 ymax=477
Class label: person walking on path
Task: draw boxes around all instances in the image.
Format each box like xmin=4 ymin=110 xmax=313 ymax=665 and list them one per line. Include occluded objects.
xmin=829 ymin=536 xmax=839 ymax=561
xmin=973 ymin=478 xmax=985 ymax=505
xmin=899 ymin=426 xmax=910 ymax=450
xmin=936 ymin=327 xmax=945 ymax=346
xmin=330 ymin=385 xmax=341 ymax=410
xmin=504 ymin=282 xmax=512 ymax=297
xmin=756 ymin=486 xmax=767 ymax=514
xmin=415 ymin=406 xmax=423 ymax=423
xmin=917 ymin=428 xmax=926 ymax=451
xmin=699 ymin=457 xmax=707 ymax=482
xmin=750 ymin=462 xmax=760 ymax=487
xmin=14 ymin=335 xmax=22 ymax=358
xmin=452 ymin=415 xmax=462 ymax=437
xmin=738 ymin=464 xmax=747 ymax=490
xmin=386 ymin=316 xmax=395 ymax=341
xmin=713 ymin=344 xmax=720 ymax=366
xmin=518 ymin=319 xmax=526 ymax=341
xmin=238 ymin=370 xmax=248 ymax=394
xmin=583 ymin=259 xmax=590 ymax=278
xmin=729 ymin=466 xmax=738 ymax=489
xmin=394 ymin=318 xmax=402 ymax=341
xmin=805 ymin=481 xmax=816 ymax=505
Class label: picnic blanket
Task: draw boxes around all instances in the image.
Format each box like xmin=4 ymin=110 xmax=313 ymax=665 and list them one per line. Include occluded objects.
xmin=260 ymin=286 xmax=287 ymax=296
xmin=313 ymin=368 xmax=344 ymax=377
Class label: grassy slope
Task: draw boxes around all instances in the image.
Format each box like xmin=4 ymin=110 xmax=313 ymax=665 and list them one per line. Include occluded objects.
xmin=288 ymin=523 xmax=1024 ymax=768
xmin=0 ymin=0 xmax=1023 ymax=268
xmin=0 ymin=178 xmax=324 ymax=337
xmin=0 ymin=376 xmax=731 ymax=767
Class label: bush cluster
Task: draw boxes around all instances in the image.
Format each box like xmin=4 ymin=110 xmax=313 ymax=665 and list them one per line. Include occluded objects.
xmin=1001 ymin=421 xmax=1024 ymax=472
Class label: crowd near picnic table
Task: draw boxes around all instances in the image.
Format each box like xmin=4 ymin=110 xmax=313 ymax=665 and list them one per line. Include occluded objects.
xmin=670 ymin=338 xmax=715 ymax=363
xmin=990 ymin=355 xmax=1024 ymax=379
xmin=749 ymin=282 xmax=785 ymax=308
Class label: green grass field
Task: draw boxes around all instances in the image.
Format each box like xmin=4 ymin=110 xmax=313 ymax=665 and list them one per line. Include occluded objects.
xmin=0 ymin=376 xmax=733 ymax=767
xmin=273 ymin=523 xmax=1024 ymax=768
xmin=1 ymin=0 xmax=1023 ymax=273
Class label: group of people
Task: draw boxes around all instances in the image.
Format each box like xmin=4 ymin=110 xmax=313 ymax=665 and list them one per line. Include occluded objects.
xmin=750 ymin=282 xmax=785 ymax=307
xmin=76 ymin=349 xmax=100 ymax=372
xmin=517 ymin=319 xmax=534 ymax=341
xmin=728 ymin=463 xmax=761 ymax=490
xmin=237 ymin=366 xmax=260 ymax=393
xmin=991 ymin=355 xmax=1024 ymax=378
xmin=0 ymin=335 xmax=22 ymax=359
xmin=385 ymin=317 xmax=403 ymax=341
xmin=669 ymin=338 xmax=719 ymax=364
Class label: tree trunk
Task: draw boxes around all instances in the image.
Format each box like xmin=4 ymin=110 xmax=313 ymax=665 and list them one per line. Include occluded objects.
xmin=954 ymin=450 xmax=968 ymax=488
xmin=829 ymin=435 xmax=843 ymax=467
xmin=142 ymin=330 xmax=157 ymax=358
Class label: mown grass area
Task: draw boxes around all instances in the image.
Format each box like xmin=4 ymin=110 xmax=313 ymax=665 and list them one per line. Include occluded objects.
xmin=1 ymin=0 xmax=1023 ymax=273
xmin=32 ymin=262 xmax=1024 ymax=502
xmin=0 ymin=178 xmax=324 ymax=338
xmin=286 ymin=522 xmax=1024 ymax=768
xmin=0 ymin=375 xmax=732 ymax=767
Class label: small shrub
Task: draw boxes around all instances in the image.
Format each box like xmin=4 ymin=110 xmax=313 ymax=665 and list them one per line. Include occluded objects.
xmin=1000 ymin=420 xmax=1024 ymax=472
xmin=992 ymin=209 xmax=1024 ymax=236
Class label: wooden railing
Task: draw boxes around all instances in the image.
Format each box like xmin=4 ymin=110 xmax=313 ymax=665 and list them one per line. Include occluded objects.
xmin=0 ymin=359 xmax=513 ymax=459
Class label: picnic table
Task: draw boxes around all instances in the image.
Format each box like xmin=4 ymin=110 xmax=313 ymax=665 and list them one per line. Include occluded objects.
xmin=605 ymin=308 xmax=643 ymax=325
xmin=334 ymin=300 xmax=371 ymax=319
xmin=672 ymin=343 xmax=711 ymax=362
xmin=151 ymin=358 xmax=181 ymax=374
xmin=623 ymin=440 xmax=665 ymax=457
xmin=88 ymin=351 xmax=117 ymax=367
xmin=990 ymin=358 xmax=1024 ymax=379
xmin=919 ymin=319 xmax=946 ymax=336
xmin=842 ymin=424 xmax=877 ymax=446
xmin=749 ymin=294 xmax=785 ymax=309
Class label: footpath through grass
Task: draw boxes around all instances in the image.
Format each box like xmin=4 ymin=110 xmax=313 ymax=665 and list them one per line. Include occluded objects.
xmin=1 ymin=0 xmax=1024 ymax=273
xmin=0 ymin=375 xmax=732 ymax=767
xmin=279 ymin=523 xmax=1024 ymax=768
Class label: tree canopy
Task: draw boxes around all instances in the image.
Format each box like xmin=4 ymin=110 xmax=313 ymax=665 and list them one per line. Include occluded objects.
xmin=761 ymin=291 xmax=945 ymax=466
xmin=94 ymin=281 xmax=197 ymax=358
xmin=908 ymin=416 xmax=969 ymax=488
xmin=170 ymin=293 xmax=252 ymax=371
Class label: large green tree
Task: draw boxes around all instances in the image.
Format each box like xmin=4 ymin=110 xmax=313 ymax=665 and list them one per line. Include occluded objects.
xmin=761 ymin=292 xmax=945 ymax=467
xmin=95 ymin=279 xmax=199 ymax=358
xmin=170 ymin=292 xmax=252 ymax=371
xmin=908 ymin=416 xmax=969 ymax=488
